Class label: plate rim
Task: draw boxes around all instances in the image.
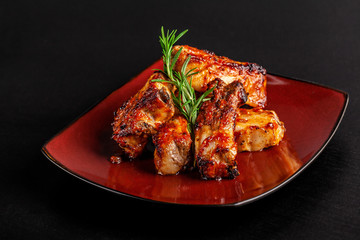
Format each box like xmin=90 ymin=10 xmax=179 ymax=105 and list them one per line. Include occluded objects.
xmin=41 ymin=70 xmax=349 ymax=207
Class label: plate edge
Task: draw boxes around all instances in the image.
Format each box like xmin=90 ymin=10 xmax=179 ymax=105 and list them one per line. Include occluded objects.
xmin=268 ymin=72 xmax=349 ymax=97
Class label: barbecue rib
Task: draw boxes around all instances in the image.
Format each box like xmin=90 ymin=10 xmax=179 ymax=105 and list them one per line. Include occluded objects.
xmin=235 ymin=108 xmax=285 ymax=152
xmin=152 ymin=114 xmax=192 ymax=175
xmin=173 ymin=45 xmax=267 ymax=108
xmin=112 ymin=72 xmax=175 ymax=159
xmin=195 ymin=79 xmax=247 ymax=179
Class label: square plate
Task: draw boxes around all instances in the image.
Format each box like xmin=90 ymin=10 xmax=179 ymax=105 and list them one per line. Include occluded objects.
xmin=41 ymin=60 xmax=348 ymax=206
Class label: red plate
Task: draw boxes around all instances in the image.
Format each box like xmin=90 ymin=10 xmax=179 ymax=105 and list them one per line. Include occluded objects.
xmin=41 ymin=60 xmax=348 ymax=206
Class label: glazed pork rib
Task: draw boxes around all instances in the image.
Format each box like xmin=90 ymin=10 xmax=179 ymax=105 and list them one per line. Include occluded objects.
xmin=152 ymin=114 xmax=192 ymax=175
xmin=195 ymin=79 xmax=247 ymax=179
xmin=235 ymin=108 xmax=285 ymax=152
xmin=173 ymin=45 xmax=267 ymax=108
xmin=112 ymin=72 xmax=175 ymax=159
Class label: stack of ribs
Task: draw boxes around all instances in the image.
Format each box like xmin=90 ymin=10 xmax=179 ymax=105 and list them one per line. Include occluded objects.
xmin=112 ymin=45 xmax=285 ymax=180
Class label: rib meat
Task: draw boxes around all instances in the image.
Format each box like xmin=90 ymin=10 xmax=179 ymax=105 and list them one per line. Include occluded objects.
xmin=173 ymin=45 xmax=267 ymax=108
xmin=235 ymin=108 xmax=285 ymax=152
xmin=152 ymin=114 xmax=192 ymax=175
xmin=112 ymin=72 xmax=175 ymax=159
xmin=195 ymin=79 xmax=247 ymax=179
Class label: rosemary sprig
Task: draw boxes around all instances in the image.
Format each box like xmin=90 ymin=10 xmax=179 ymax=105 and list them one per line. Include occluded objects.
xmin=152 ymin=26 xmax=215 ymax=135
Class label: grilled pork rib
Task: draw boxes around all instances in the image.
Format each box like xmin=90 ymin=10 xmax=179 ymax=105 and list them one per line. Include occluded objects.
xmin=173 ymin=45 xmax=267 ymax=108
xmin=195 ymin=79 xmax=247 ymax=179
xmin=111 ymin=45 xmax=285 ymax=180
xmin=152 ymin=114 xmax=192 ymax=175
xmin=235 ymin=108 xmax=285 ymax=152
xmin=112 ymin=72 xmax=175 ymax=159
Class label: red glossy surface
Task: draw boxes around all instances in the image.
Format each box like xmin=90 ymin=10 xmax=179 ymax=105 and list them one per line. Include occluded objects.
xmin=42 ymin=60 xmax=347 ymax=206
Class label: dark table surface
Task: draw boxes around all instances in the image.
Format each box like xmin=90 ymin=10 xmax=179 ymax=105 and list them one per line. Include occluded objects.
xmin=1 ymin=0 xmax=359 ymax=239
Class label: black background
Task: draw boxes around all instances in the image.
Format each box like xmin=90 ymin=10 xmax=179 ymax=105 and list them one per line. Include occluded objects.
xmin=1 ymin=0 xmax=359 ymax=239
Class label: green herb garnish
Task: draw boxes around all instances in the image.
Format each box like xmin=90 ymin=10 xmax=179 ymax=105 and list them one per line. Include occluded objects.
xmin=152 ymin=26 xmax=215 ymax=135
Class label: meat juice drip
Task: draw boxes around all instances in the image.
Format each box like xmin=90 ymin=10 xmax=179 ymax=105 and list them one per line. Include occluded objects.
xmin=110 ymin=155 xmax=122 ymax=164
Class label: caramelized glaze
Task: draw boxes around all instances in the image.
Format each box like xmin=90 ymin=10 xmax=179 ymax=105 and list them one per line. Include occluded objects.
xmin=173 ymin=45 xmax=267 ymax=108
